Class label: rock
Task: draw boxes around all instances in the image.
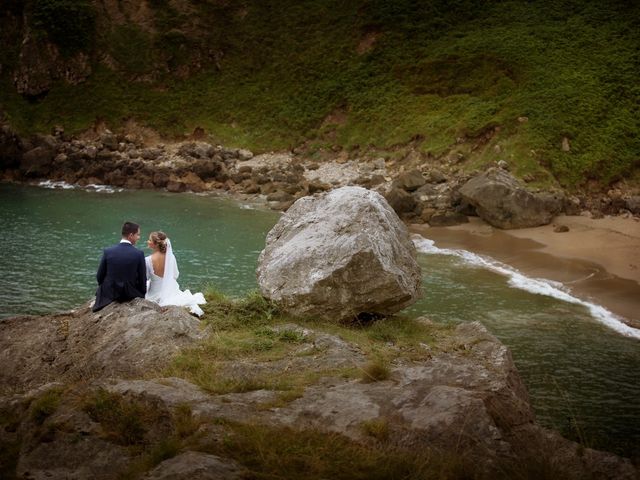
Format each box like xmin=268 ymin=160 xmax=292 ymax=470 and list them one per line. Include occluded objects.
xmin=561 ymin=137 xmax=571 ymax=152
xmin=13 ymin=35 xmax=91 ymax=97
xmin=307 ymin=180 xmax=330 ymax=194
xmin=0 ymin=299 xmax=206 ymax=391
xmin=459 ymin=168 xmax=562 ymax=229
xmin=425 ymin=169 xmax=447 ymax=184
xmin=16 ymin=421 xmax=131 ymax=479
xmin=178 ymin=142 xmax=214 ymax=159
xmin=497 ymin=159 xmax=509 ymax=170
xmin=192 ymin=159 xmax=223 ymax=180
xmin=140 ymin=148 xmax=162 ymax=160
xmin=553 ymin=224 xmax=569 ymax=233
xmin=0 ymin=313 xmax=636 ymax=480
xmin=392 ymin=169 xmax=426 ymax=192
xmin=384 ymin=188 xmax=418 ymax=216
xmin=428 ymin=212 xmax=469 ymax=227
xmin=563 ymin=196 xmax=582 ymax=216
xmin=0 ymin=124 xmax=25 ymax=169
xmin=266 ymin=190 xmax=294 ymax=202
xmin=143 ymin=451 xmax=244 ymax=479
xmin=20 ymin=146 xmax=55 ymax=177
xmin=257 ymin=186 xmax=422 ymax=321
xmin=625 ymin=196 xmax=640 ymax=215
xmin=100 ymin=132 xmax=118 ymax=151
xmin=237 ymin=149 xmax=253 ymax=161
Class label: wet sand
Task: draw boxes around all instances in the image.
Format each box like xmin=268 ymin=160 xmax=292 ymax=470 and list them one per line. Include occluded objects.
xmin=410 ymin=215 xmax=640 ymax=329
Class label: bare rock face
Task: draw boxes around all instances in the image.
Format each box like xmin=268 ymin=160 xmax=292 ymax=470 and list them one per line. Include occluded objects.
xmin=0 ymin=299 xmax=206 ymax=392
xmin=459 ymin=168 xmax=563 ymax=229
xmin=13 ymin=32 xmax=92 ymax=97
xmin=143 ymin=452 xmax=244 ymax=480
xmin=0 ymin=124 xmax=25 ymax=169
xmin=256 ymin=186 xmax=422 ymax=321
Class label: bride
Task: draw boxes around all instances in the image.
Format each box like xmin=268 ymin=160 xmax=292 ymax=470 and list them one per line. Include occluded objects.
xmin=145 ymin=231 xmax=206 ymax=316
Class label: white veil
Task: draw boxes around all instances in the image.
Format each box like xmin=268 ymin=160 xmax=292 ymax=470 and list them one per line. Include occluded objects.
xmin=158 ymin=238 xmax=179 ymax=303
xmin=156 ymin=238 xmax=205 ymax=316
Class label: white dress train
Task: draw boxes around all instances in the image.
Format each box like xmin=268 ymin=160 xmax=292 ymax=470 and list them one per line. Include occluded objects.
xmin=145 ymin=239 xmax=206 ymax=316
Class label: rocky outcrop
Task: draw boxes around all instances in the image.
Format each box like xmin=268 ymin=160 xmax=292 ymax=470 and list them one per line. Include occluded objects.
xmin=1 ymin=296 xmax=638 ymax=480
xmin=0 ymin=299 xmax=205 ymax=392
xmin=1 ymin=126 xmax=637 ymax=222
xmin=459 ymin=168 xmax=563 ymax=229
xmin=256 ymin=186 xmax=422 ymax=321
xmin=0 ymin=308 xmax=635 ymax=479
xmin=13 ymin=26 xmax=92 ymax=97
xmin=0 ymin=124 xmax=24 ymax=170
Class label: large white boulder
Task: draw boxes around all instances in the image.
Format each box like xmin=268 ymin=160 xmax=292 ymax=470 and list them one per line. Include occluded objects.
xmin=256 ymin=186 xmax=422 ymax=321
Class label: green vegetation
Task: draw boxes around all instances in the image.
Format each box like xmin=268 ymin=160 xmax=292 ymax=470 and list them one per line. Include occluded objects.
xmin=29 ymin=387 xmax=62 ymax=425
xmin=166 ymin=289 xmax=448 ymax=396
xmin=2 ymin=0 xmax=639 ymax=188
xmin=31 ymin=0 xmax=96 ymax=56
xmin=82 ymin=389 xmax=156 ymax=445
xmin=207 ymin=422 xmax=476 ymax=480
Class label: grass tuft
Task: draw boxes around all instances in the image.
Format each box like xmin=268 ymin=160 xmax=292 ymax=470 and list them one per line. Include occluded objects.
xmin=360 ymin=357 xmax=391 ymax=383
xmin=29 ymin=387 xmax=63 ymax=425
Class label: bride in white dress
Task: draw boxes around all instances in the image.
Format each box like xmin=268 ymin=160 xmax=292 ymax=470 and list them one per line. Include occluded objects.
xmin=145 ymin=231 xmax=206 ymax=316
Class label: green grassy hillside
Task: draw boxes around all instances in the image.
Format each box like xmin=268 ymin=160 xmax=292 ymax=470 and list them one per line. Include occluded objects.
xmin=1 ymin=0 xmax=639 ymax=189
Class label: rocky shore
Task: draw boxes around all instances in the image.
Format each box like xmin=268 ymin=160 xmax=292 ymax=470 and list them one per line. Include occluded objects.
xmin=2 ymin=124 xmax=640 ymax=228
xmin=0 ymin=299 xmax=637 ymax=479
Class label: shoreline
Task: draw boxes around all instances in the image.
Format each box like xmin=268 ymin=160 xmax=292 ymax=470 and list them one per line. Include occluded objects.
xmin=410 ymin=215 xmax=640 ymax=331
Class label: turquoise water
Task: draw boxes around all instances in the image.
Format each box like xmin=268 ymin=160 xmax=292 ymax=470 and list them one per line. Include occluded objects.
xmin=0 ymin=183 xmax=280 ymax=316
xmin=0 ymin=183 xmax=638 ymax=458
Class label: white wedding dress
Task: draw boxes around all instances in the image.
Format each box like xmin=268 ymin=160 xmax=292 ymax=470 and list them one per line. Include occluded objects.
xmin=145 ymin=239 xmax=206 ymax=316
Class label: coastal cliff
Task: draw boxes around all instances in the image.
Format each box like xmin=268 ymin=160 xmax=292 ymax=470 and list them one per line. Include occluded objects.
xmin=0 ymin=297 xmax=636 ymax=479
xmin=1 ymin=1 xmax=639 ymax=193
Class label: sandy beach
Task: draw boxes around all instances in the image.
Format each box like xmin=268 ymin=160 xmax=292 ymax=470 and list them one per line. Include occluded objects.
xmin=410 ymin=215 xmax=640 ymax=330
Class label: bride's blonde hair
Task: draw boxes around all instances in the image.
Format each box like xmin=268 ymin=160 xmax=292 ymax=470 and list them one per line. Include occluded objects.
xmin=149 ymin=231 xmax=168 ymax=253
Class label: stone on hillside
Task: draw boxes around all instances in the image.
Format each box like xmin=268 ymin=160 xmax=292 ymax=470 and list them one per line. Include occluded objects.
xmin=256 ymin=186 xmax=422 ymax=321
xmin=0 ymin=124 xmax=25 ymax=169
xmin=425 ymin=169 xmax=447 ymax=184
xmin=143 ymin=452 xmax=244 ymax=480
xmin=20 ymin=146 xmax=55 ymax=176
xmin=237 ymin=148 xmax=253 ymax=161
xmin=459 ymin=168 xmax=562 ymax=229
xmin=384 ymin=187 xmax=418 ymax=216
xmin=393 ymin=169 xmax=426 ymax=191
xmin=100 ymin=132 xmax=118 ymax=151
xmin=625 ymin=196 xmax=640 ymax=215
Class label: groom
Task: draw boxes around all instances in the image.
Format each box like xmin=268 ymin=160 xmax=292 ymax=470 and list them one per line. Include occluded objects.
xmin=92 ymin=221 xmax=147 ymax=312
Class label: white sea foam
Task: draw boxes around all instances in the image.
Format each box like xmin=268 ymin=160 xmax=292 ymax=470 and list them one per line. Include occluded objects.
xmin=411 ymin=234 xmax=640 ymax=340
xmin=38 ymin=180 xmax=75 ymax=190
xmin=38 ymin=180 xmax=121 ymax=193
xmin=84 ymin=184 xmax=122 ymax=193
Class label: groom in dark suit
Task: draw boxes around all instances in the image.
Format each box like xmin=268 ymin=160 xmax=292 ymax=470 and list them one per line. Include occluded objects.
xmin=92 ymin=221 xmax=147 ymax=312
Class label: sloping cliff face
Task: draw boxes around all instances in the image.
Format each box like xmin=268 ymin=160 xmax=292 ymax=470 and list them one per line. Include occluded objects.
xmin=1 ymin=1 xmax=639 ymax=190
xmin=0 ymin=300 xmax=636 ymax=479
xmin=1 ymin=0 xmax=224 ymax=98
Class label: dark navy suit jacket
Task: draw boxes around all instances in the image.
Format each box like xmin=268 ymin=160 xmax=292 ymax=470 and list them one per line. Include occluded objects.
xmin=93 ymin=242 xmax=147 ymax=312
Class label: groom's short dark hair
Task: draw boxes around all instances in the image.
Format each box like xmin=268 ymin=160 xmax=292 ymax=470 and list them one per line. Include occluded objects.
xmin=122 ymin=221 xmax=140 ymax=236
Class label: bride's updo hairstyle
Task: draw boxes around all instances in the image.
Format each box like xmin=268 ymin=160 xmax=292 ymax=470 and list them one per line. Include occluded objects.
xmin=150 ymin=231 xmax=168 ymax=254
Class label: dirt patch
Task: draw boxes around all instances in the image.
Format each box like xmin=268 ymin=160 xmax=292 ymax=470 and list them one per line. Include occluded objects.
xmin=356 ymin=31 xmax=380 ymax=55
